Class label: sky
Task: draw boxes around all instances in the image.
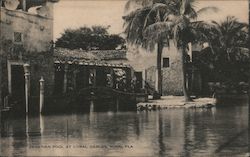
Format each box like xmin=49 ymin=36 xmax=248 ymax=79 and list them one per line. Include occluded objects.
xmin=53 ymin=0 xmax=249 ymax=40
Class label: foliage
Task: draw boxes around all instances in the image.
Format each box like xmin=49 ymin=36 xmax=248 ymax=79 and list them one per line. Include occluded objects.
xmin=211 ymin=16 xmax=249 ymax=62
xmin=55 ymin=26 xmax=125 ymax=50
xmin=197 ymin=16 xmax=249 ymax=83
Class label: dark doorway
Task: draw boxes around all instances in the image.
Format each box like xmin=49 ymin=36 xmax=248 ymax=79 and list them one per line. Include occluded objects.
xmin=76 ymin=66 xmax=88 ymax=90
xmin=54 ymin=64 xmax=64 ymax=95
xmin=134 ymin=71 xmax=142 ymax=91
xmin=96 ymin=67 xmax=107 ymax=87
xmin=11 ymin=65 xmax=25 ymax=112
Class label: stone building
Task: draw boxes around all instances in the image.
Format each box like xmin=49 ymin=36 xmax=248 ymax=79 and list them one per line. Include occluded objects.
xmin=124 ymin=40 xmax=210 ymax=97
xmin=126 ymin=41 xmax=186 ymax=96
xmin=0 ymin=0 xmax=58 ymax=113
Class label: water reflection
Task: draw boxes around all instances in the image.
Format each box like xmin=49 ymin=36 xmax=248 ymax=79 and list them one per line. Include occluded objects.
xmin=0 ymin=104 xmax=248 ymax=156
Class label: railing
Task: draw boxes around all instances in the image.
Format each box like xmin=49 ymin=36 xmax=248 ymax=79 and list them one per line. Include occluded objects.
xmin=78 ymin=86 xmax=147 ymax=96
xmin=144 ymin=80 xmax=155 ymax=95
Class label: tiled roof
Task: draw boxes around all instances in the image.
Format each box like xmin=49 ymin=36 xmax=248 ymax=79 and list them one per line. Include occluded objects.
xmin=90 ymin=50 xmax=127 ymax=60
xmin=53 ymin=48 xmax=129 ymax=68
xmin=54 ymin=48 xmax=99 ymax=61
xmin=54 ymin=48 xmax=127 ymax=61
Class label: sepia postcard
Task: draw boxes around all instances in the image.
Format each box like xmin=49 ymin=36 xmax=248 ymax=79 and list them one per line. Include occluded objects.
xmin=0 ymin=0 xmax=249 ymax=156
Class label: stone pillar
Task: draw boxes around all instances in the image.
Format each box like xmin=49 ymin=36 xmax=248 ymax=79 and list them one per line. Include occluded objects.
xmin=73 ymin=69 xmax=77 ymax=90
xmin=39 ymin=77 xmax=45 ymax=113
xmin=63 ymin=64 xmax=68 ymax=93
xmin=0 ymin=58 xmax=2 ymax=119
xmin=248 ymin=79 xmax=250 ymax=155
xmin=90 ymin=100 xmax=94 ymax=113
xmin=23 ymin=64 xmax=30 ymax=114
xmin=142 ymin=69 xmax=146 ymax=89
xmin=89 ymin=68 xmax=96 ymax=87
xmin=116 ymin=98 xmax=119 ymax=112
xmin=93 ymin=69 xmax=96 ymax=87
xmin=130 ymin=68 xmax=134 ymax=80
xmin=188 ymin=42 xmax=192 ymax=62
xmin=45 ymin=1 xmax=54 ymax=18
xmin=108 ymin=68 xmax=114 ymax=88
xmin=22 ymin=0 xmax=26 ymax=11
xmin=155 ymin=69 xmax=159 ymax=92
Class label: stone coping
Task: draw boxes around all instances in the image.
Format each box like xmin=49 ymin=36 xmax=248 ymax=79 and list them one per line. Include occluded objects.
xmin=137 ymin=96 xmax=216 ymax=111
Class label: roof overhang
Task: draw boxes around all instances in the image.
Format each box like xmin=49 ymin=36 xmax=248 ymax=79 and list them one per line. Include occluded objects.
xmin=54 ymin=60 xmax=130 ymax=68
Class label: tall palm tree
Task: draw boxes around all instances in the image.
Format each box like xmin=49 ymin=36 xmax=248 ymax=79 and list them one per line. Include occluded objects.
xmin=209 ymin=16 xmax=248 ymax=62
xmin=206 ymin=16 xmax=249 ymax=83
xmin=123 ymin=0 xmax=218 ymax=101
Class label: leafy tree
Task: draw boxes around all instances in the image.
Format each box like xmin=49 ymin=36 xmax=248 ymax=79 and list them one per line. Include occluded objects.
xmin=123 ymin=0 xmax=217 ymax=101
xmin=55 ymin=26 xmax=125 ymax=50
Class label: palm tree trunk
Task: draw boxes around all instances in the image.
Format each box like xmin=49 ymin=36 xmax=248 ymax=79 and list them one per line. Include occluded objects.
xmin=156 ymin=42 xmax=163 ymax=96
xmin=248 ymin=79 xmax=250 ymax=155
xmin=248 ymin=4 xmax=250 ymax=151
xmin=0 ymin=58 xmax=1 ymax=120
xmin=181 ymin=45 xmax=192 ymax=102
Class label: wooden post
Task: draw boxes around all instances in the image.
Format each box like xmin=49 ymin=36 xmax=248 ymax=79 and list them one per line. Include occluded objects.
xmin=155 ymin=69 xmax=159 ymax=92
xmin=89 ymin=69 xmax=96 ymax=87
xmin=248 ymin=79 xmax=250 ymax=156
xmin=63 ymin=64 xmax=68 ymax=93
xmin=188 ymin=42 xmax=192 ymax=62
xmin=39 ymin=77 xmax=45 ymax=113
xmin=142 ymin=69 xmax=146 ymax=89
xmin=39 ymin=114 xmax=44 ymax=134
xmin=116 ymin=98 xmax=119 ymax=112
xmin=93 ymin=69 xmax=96 ymax=87
xmin=90 ymin=100 xmax=94 ymax=113
xmin=110 ymin=68 xmax=114 ymax=88
xmin=26 ymin=114 xmax=29 ymax=137
xmin=73 ymin=69 xmax=77 ymax=90
xmin=0 ymin=58 xmax=2 ymax=120
xmin=23 ymin=64 xmax=30 ymax=114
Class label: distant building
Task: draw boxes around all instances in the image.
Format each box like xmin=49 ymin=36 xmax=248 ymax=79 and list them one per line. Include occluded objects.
xmin=53 ymin=48 xmax=133 ymax=95
xmin=125 ymin=42 xmax=212 ymax=96
xmin=126 ymin=41 xmax=184 ymax=96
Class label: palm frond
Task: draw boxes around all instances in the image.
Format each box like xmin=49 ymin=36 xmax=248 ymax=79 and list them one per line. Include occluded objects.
xmin=143 ymin=21 xmax=173 ymax=50
xmin=124 ymin=0 xmax=153 ymax=12
xmin=123 ymin=7 xmax=151 ymax=45
xmin=196 ymin=6 xmax=219 ymax=16
xmin=180 ymin=0 xmax=196 ymax=15
xmin=187 ymin=7 xmax=197 ymax=19
xmin=204 ymin=16 xmax=249 ymax=62
xmin=190 ymin=21 xmax=215 ymax=40
xmin=143 ymin=3 xmax=173 ymax=28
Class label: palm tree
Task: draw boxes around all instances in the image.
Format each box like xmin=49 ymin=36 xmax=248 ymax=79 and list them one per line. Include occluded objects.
xmin=209 ymin=16 xmax=248 ymax=62
xmin=206 ymin=16 xmax=249 ymax=83
xmin=123 ymin=0 xmax=218 ymax=101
